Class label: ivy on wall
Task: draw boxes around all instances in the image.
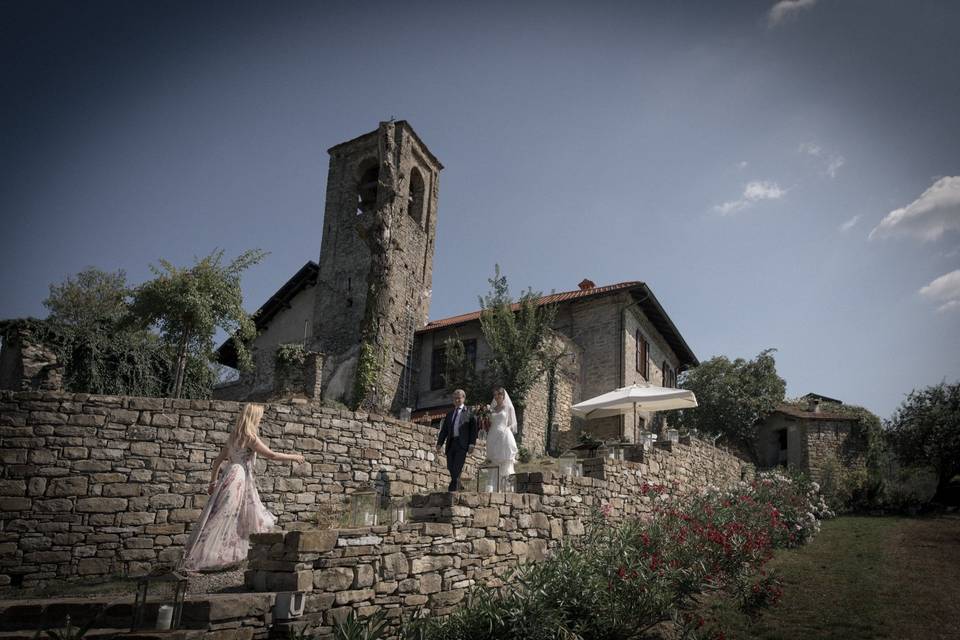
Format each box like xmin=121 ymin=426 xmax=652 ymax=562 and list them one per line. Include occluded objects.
xmin=0 ymin=318 xmax=213 ymax=398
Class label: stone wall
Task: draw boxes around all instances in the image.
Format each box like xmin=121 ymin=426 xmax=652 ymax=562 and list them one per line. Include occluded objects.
xmin=756 ymin=411 xmax=866 ymax=482
xmin=243 ymin=494 xmax=562 ymax=638
xmin=805 ymin=420 xmax=867 ymax=482
xmin=559 ymin=296 xmax=623 ymax=442
xmin=515 ymin=333 xmax=583 ymax=457
xmin=243 ymin=439 xmax=750 ymax=639
xmin=0 ymin=325 xmax=63 ymax=393
xmin=0 ymin=391 xmax=485 ymax=588
xmin=311 ymin=121 xmax=441 ymax=412
xmin=215 ymin=282 xmax=318 ymax=402
xmin=621 ymin=304 xmax=683 ymax=439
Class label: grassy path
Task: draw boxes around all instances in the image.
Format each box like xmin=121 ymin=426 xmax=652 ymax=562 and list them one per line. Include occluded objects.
xmin=708 ymin=515 xmax=960 ymax=639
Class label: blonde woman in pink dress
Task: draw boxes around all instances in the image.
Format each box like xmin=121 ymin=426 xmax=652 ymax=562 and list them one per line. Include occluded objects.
xmin=179 ymin=404 xmax=304 ymax=572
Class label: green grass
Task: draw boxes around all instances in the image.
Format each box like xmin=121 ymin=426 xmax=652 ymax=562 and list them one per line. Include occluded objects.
xmin=705 ymin=514 xmax=960 ymax=639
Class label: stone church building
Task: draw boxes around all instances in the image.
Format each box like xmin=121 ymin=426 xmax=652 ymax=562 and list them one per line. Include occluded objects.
xmin=215 ymin=122 xmax=699 ymax=454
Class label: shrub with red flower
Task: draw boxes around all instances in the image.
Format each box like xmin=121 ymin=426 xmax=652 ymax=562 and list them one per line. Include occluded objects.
xmin=401 ymin=471 xmax=832 ymax=640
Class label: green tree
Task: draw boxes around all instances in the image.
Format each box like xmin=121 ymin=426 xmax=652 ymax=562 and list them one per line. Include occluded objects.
xmin=130 ymin=249 xmax=265 ymax=398
xmin=887 ymin=381 xmax=960 ymax=503
xmin=444 ymin=266 xmax=562 ymax=445
xmin=676 ymin=348 xmax=786 ymax=461
xmin=43 ymin=267 xmax=130 ymax=332
xmin=39 ymin=267 xmax=134 ymax=392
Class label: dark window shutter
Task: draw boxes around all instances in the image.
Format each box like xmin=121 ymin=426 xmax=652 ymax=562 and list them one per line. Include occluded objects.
xmin=430 ymin=347 xmax=446 ymax=390
xmin=635 ymin=330 xmax=642 ymax=373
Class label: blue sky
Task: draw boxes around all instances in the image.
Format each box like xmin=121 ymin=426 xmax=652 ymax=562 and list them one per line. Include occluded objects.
xmin=2 ymin=0 xmax=958 ymax=418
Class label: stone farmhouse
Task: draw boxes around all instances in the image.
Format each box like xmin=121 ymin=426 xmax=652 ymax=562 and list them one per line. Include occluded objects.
xmin=215 ymin=121 xmax=699 ymax=455
xmin=408 ymin=279 xmax=698 ymax=455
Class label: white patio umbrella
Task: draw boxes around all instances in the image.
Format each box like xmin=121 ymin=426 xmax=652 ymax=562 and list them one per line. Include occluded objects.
xmin=571 ymin=382 xmax=698 ymax=419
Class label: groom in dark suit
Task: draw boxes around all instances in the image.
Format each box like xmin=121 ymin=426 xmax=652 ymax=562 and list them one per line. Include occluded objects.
xmin=435 ymin=388 xmax=478 ymax=492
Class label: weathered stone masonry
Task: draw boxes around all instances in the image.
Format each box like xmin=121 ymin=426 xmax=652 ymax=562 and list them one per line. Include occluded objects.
xmin=243 ymin=442 xmax=750 ymax=639
xmin=0 ymin=388 xmax=748 ymax=601
xmin=0 ymin=391 xmax=485 ymax=588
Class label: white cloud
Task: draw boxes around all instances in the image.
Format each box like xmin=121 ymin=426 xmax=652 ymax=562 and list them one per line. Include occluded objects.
xmin=769 ymin=0 xmax=818 ymax=27
xmin=714 ymin=181 xmax=786 ymax=215
xmin=799 ymin=141 xmax=845 ymax=178
xmin=839 ymin=215 xmax=861 ymax=232
xmin=869 ymin=176 xmax=960 ymax=242
xmin=737 ymin=160 xmax=749 ymax=170
xmin=919 ymin=270 xmax=960 ymax=312
xmin=826 ymin=155 xmax=845 ymax=178
xmin=744 ymin=181 xmax=786 ymax=200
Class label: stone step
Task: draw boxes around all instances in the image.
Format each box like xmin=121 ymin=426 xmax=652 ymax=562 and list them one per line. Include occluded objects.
xmin=0 ymin=592 xmax=274 ymax=635
xmin=0 ymin=630 xmax=204 ymax=640
xmin=0 ymin=600 xmax=212 ymax=632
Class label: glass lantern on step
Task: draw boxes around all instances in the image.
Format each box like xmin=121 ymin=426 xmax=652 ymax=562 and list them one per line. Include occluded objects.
xmin=639 ymin=432 xmax=654 ymax=452
xmin=667 ymin=429 xmax=680 ymax=445
xmin=607 ymin=442 xmax=625 ymax=461
xmin=477 ymin=464 xmax=500 ymax=493
xmin=131 ymin=570 xmax=188 ymax=631
xmin=350 ymin=490 xmax=379 ymax=527
xmin=390 ymin=498 xmax=410 ymax=525
xmin=501 ymin=473 xmax=516 ymax=493
xmin=558 ymin=452 xmax=580 ymax=477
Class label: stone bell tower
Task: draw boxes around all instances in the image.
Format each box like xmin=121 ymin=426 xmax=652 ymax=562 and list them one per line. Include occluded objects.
xmin=311 ymin=121 xmax=442 ymax=412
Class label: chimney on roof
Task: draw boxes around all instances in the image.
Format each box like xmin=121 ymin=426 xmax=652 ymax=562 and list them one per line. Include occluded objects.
xmin=578 ymin=279 xmax=596 ymax=291
xmin=807 ymin=398 xmax=821 ymax=413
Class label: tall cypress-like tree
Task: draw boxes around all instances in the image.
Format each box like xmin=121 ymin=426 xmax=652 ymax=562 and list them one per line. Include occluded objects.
xmin=444 ymin=266 xmax=562 ymax=445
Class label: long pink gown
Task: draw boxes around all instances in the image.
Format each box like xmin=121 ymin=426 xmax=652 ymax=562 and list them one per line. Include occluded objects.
xmin=180 ymin=442 xmax=276 ymax=572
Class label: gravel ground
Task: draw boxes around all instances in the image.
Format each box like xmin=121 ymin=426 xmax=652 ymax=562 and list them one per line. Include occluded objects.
xmin=185 ymin=563 xmax=247 ymax=594
xmin=1 ymin=563 xmax=249 ymax=601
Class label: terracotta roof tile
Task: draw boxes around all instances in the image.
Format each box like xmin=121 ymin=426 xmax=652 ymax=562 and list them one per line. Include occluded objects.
xmin=418 ymin=281 xmax=643 ymax=332
xmin=773 ymin=404 xmax=859 ymax=421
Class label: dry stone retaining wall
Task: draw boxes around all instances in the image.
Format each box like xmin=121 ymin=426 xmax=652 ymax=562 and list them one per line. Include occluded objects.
xmin=245 ymin=440 xmax=751 ymax=640
xmin=0 ymin=391 xmax=485 ymax=588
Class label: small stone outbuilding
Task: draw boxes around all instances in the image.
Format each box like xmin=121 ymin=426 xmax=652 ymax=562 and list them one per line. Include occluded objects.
xmin=756 ymin=396 xmax=866 ymax=481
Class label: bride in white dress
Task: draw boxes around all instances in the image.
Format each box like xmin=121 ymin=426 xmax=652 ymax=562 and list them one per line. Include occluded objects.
xmin=486 ymin=387 xmax=519 ymax=481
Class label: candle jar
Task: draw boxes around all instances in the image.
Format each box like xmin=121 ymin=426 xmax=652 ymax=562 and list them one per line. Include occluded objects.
xmin=477 ymin=465 xmax=500 ymax=493
xmin=350 ymin=490 xmax=379 ymax=527
xmin=156 ymin=606 xmax=173 ymax=630
xmin=558 ymin=452 xmax=579 ymax=477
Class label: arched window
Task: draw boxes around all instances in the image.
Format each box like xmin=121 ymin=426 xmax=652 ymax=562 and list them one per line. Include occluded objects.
xmin=357 ymin=160 xmax=379 ymax=214
xmin=407 ymin=167 xmax=425 ymax=226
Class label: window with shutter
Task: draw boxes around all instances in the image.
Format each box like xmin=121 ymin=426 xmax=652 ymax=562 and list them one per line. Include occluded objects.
xmin=430 ymin=339 xmax=477 ymax=391
xmin=430 ymin=347 xmax=446 ymax=391
xmin=635 ymin=332 xmax=649 ymax=379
